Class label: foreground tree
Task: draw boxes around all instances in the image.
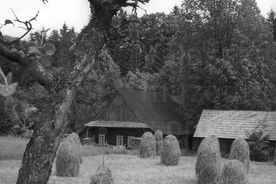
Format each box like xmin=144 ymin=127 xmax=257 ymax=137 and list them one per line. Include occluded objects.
xmin=0 ymin=0 xmax=149 ymax=184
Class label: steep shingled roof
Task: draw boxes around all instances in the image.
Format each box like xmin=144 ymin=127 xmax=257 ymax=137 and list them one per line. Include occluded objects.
xmin=118 ymin=90 xmax=187 ymax=135
xmin=118 ymin=90 xmax=182 ymax=122
xmin=194 ymin=110 xmax=276 ymax=141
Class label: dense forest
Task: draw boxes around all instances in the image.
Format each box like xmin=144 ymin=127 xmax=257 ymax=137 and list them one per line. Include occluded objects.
xmin=1 ymin=0 xmax=276 ymax=135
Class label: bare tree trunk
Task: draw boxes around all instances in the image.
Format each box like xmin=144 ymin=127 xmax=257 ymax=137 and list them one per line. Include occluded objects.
xmin=16 ymin=55 xmax=95 ymax=184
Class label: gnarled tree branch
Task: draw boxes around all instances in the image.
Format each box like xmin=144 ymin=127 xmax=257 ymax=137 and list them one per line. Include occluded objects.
xmin=0 ymin=43 xmax=26 ymax=64
xmin=10 ymin=9 xmax=39 ymax=42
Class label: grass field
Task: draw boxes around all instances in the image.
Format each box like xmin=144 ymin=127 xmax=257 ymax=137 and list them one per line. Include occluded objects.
xmin=0 ymin=136 xmax=28 ymax=160
xmin=0 ymin=136 xmax=276 ymax=184
xmin=0 ymin=136 xmax=136 ymax=160
xmin=1 ymin=155 xmax=276 ymax=184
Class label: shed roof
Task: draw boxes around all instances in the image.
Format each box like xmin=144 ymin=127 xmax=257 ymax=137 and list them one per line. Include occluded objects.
xmin=84 ymin=120 xmax=151 ymax=129
xmin=194 ymin=110 xmax=276 ymax=141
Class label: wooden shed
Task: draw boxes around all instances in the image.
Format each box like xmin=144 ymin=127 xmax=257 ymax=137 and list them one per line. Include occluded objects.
xmin=193 ymin=110 xmax=276 ymax=154
xmin=80 ymin=89 xmax=192 ymax=148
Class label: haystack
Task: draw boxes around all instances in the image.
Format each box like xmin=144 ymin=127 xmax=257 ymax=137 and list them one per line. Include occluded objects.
xmin=69 ymin=132 xmax=82 ymax=163
xmin=90 ymin=165 xmax=113 ymax=184
xmin=154 ymin=130 xmax=163 ymax=141
xmin=218 ymin=159 xmax=246 ymax=184
xmin=195 ymin=136 xmax=221 ymax=184
xmin=56 ymin=133 xmax=81 ymax=177
xmin=139 ymin=132 xmax=156 ymax=158
xmin=154 ymin=130 xmax=163 ymax=155
xmin=197 ymin=135 xmax=220 ymax=155
xmin=161 ymin=134 xmax=181 ymax=166
xmin=229 ymin=137 xmax=250 ymax=172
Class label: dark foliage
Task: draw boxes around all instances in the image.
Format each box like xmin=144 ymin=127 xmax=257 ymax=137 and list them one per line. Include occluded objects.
xmin=248 ymin=122 xmax=273 ymax=161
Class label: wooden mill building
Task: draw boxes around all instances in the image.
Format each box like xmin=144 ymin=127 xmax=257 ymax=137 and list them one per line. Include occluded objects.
xmin=80 ymin=90 xmax=192 ymax=147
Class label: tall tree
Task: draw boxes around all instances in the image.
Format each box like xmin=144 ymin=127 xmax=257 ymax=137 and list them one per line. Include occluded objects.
xmin=158 ymin=0 xmax=275 ymax=125
xmin=267 ymin=10 xmax=276 ymax=41
xmin=109 ymin=12 xmax=175 ymax=74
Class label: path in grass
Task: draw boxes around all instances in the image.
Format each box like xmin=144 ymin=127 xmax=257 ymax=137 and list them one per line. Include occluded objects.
xmin=0 ymin=155 xmax=276 ymax=184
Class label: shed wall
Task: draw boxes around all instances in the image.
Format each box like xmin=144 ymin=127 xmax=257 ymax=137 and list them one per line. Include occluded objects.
xmin=81 ymin=127 xmax=151 ymax=147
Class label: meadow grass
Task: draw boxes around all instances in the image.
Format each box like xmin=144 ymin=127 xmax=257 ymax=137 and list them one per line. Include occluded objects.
xmin=0 ymin=136 xmax=28 ymax=160
xmin=0 ymin=136 xmax=194 ymax=161
xmin=1 ymin=136 xmax=275 ymax=184
xmin=0 ymin=155 xmax=275 ymax=184
xmin=0 ymin=136 xmax=137 ymax=160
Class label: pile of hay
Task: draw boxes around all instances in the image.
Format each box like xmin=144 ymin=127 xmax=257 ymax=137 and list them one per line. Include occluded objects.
xmin=229 ymin=137 xmax=250 ymax=172
xmin=218 ymin=159 xmax=246 ymax=184
xmin=90 ymin=165 xmax=113 ymax=184
xmin=154 ymin=130 xmax=163 ymax=155
xmin=197 ymin=135 xmax=220 ymax=154
xmin=70 ymin=132 xmax=82 ymax=163
xmin=161 ymin=134 xmax=181 ymax=166
xmin=56 ymin=133 xmax=81 ymax=177
xmin=195 ymin=135 xmax=221 ymax=184
xmin=139 ymin=132 xmax=156 ymax=158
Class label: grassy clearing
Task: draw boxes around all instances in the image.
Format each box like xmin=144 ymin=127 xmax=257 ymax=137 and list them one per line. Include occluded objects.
xmin=81 ymin=144 xmax=138 ymax=157
xmin=0 ymin=136 xmax=137 ymax=160
xmin=0 ymin=136 xmax=28 ymax=160
xmin=0 ymin=155 xmax=276 ymax=184
xmin=0 ymin=136 xmax=275 ymax=184
xmin=0 ymin=136 xmax=193 ymax=161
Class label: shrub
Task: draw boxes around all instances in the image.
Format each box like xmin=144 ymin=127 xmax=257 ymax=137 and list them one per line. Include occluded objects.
xmin=218 ymin=160 xmax=246 ymax=184
xmin=229 ymin=137 xmax=250 ymax=172
xmin=161 ymin=134 xmax=181 ymax=166
xmin=90 ymin=165 xmax=113 ymax=184
xmin=195 ymin=136 xmax=221 ymax=184
xmin=55 ymin=133 xmax=81 ymax=177
xmin=139 ymin=132 xmax=156 ymax=158
xmin=248 ymin=123 xmax=272 ymax=162
xmin=154 ymin=130 xmax=163 ymax=155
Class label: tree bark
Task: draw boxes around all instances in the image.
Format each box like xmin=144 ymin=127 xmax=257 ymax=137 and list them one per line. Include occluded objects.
xmin=16 ymin=55 xmax=94 ymax=184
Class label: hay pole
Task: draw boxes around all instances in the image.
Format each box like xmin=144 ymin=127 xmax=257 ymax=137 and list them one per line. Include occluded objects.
xmin=102 ymin=141 xmax=107 ymax=168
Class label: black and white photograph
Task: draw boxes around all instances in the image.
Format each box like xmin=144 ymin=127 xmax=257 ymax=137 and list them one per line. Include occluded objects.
xmin=0 ymin=0 xmax=276 ymax=183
